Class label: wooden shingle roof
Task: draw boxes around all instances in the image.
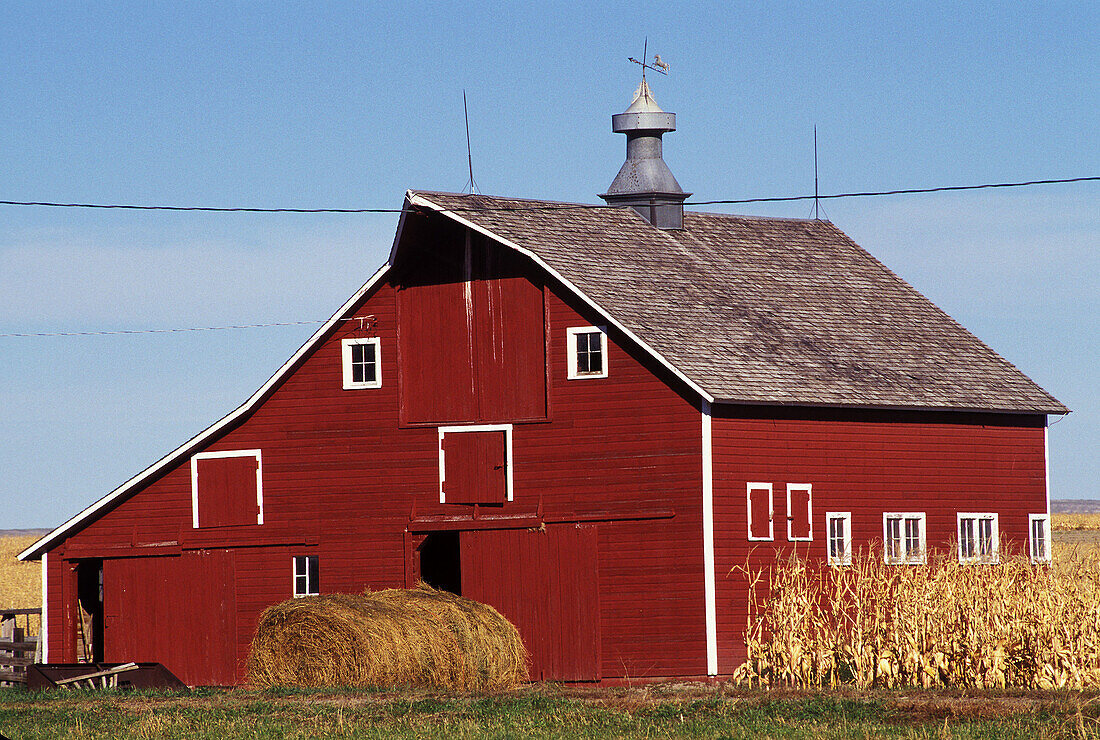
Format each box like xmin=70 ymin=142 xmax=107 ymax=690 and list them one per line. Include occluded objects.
xmin=411 ymin=190 xmax=1066 ymax=415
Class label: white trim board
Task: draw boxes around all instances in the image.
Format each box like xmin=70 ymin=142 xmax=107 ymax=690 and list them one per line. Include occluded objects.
xmin=18 ymin=264 xmax=393 ymax=561
xmin=40 ymin=552 xmax=48 ymax=663
xmin=408 ymin=192 xmax=714 ymax=404
xmin=700 ymin=401 xmax=718 ymax=676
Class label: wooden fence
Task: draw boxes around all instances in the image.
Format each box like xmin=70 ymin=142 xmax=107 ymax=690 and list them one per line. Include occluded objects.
xmin=1 ymin=608 xmax=41 ymax=686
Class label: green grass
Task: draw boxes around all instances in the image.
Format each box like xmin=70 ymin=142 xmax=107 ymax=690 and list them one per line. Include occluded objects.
xmin=2 ymin=685 xmax=1099 ymax=739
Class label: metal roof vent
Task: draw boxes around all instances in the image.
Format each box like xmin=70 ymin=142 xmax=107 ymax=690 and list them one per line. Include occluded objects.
xmin=599 ymin=77 xmax=690 ymax=229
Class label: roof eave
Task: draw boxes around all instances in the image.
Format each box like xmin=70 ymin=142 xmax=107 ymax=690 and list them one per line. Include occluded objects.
xmin=710 ymin=396 xmax=1070 ymax=417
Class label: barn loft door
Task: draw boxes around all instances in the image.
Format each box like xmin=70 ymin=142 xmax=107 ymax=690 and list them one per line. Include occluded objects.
xmin=398 ymin=231 xmax=547 ymax=425
xmin=102 ymin=551 xmax=237 ymax=686
xmin=460 ymin=525 xmax=601 ymax=681
xmin=194 ymin=455 xmax=260 ymax=528
xmin=441 ymin=429 xmax=508 ymax=505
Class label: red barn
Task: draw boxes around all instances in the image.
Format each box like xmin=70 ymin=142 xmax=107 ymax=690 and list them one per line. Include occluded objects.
xmin=20 ymin=83 xmax=1066 ymax=686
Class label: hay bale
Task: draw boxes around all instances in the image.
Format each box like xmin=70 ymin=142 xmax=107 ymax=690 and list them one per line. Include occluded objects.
xmin=247 ymin=584 xmax=528 ymax=691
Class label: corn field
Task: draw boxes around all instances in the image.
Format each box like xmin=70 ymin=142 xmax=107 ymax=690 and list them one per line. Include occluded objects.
xmin=732 ymin=545 xmax=1100 ymax=690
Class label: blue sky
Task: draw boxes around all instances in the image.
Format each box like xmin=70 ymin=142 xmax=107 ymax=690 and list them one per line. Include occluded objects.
xmin=1 ymin=3 xmax=1096 ymax=528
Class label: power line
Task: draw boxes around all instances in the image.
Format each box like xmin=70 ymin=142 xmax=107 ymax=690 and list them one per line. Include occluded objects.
xmin=0 ymin=320 xmax=325 ymax=338
xmin=690 ymin=176 xmax=1100 ymax=207
xmin=0 ymin=176 xmax=1096 ymax=214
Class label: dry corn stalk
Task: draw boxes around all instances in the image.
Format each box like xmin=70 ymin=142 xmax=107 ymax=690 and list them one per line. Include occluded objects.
xmin=733 ymin=545 xmax=1100 ymax=690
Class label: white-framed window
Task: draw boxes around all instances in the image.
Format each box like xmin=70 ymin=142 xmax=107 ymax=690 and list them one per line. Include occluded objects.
xmin=883 ymin=512 xmax=926 ymax=565
xmin=293 ymin=555 xmax=319 ymax=597
xmin=747 ymin=483 xmax=774 ymax=541
xmin=825 ymin=512 xmax=852 ymax=566
xmin=1029 ymin=513 xmax=1051 ymax=563
xmin=787 ymin=484 xmax=813 ymax=541
xmin=957 ymin=513 xmax=999 ymax=564
xmin=342 ymin=337 xmax=382 ymax=389
xmin=566 ymin=326 xmax=608 ymax=379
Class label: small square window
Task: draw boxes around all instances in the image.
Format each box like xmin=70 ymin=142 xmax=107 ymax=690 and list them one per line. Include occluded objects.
xmin=1029 ymin=514 xmax=1051 ymax=563
xmin=825 ymin=512 xmax=852 ymax=566
xmin=293 ymin=555 xmax=319 ymax=597
xmin=884 ymin=512 xmax=926 ymax=565
xmin=342 ymin=337 xmax=381 ymax=389
xmin=958 ymin=513 xmax=999 ymax=564
xmin=566 ymin=326 xmax=608 ymax=379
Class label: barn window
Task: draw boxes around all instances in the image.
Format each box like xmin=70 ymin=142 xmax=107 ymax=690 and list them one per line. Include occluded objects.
xmin=1029 ymin=514 xmax=1051 ymax=563
xmin=293 ymin=555 xmax=319 ymax=597
xmin=342 ymin=337 xmax=382 ymax=389
xmin=190 ymin=450 xmax=263 ymax=528
xmin=747 ymin=483 xmax=773 ymax=541
xmin=883 ymin=512 xmax=925 ymax=565
xmin=825 ymin=512 xmax=852 ymax=566
xmin=958 ymin=513 xmax=999 ymax=564
xmin=787 ymin=484 xmax=813 ymax=541
xmin=566 ymin=326 xmax=608 ymax=379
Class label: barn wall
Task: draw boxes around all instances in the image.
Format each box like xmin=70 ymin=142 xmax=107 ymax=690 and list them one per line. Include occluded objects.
xmin=710 ymin=407 xmax=1048 ymax=674
xmin=48 ymin=218 xmax=707 ymax=683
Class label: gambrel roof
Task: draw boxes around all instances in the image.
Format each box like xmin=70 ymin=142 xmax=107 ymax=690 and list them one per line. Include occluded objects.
xmin=411 ymin=190 xmax=1067 ymax=415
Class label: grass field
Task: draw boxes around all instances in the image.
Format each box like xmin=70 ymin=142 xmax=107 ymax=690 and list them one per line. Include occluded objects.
xmin=3 ymin=685 xmax=1100 ymax=739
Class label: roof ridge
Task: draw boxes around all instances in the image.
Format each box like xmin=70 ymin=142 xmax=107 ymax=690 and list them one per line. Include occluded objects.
xmin=409 ymin=190 xmax=594 ymax=208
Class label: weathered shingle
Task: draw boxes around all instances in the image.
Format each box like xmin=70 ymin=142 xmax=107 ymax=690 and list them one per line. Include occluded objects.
xmin=412 ymin=191 xmax=1067 ymax=415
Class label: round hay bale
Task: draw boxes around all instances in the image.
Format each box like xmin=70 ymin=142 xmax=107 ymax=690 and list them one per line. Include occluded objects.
xmin=247 ymin=584 xmax=529 ymax=691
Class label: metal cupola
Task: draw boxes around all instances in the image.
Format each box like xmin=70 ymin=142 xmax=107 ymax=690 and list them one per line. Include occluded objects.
xmin=599 ymin=76 xmax=690 ymax=229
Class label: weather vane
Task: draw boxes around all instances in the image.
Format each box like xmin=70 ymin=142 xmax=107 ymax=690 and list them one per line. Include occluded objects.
xmin=627 ymin=38 xmax=669 ymax=82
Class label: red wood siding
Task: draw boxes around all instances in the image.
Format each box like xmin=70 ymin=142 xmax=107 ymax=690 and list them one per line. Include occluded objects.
xmin=442 ymin=429 xmax=507 ymax=504
xmin=195 ymin=456 xmax=259 ymax=527
xmin=46 ymin=214 xmax=706 ymax=684
xmin=711 ymin=408 xmax=1048 ymax=675
xmin=461 ymin=525 xmax=601 ymax=681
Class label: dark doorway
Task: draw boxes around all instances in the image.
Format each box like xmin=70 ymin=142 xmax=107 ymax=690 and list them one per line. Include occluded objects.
xmin=75 ymin=559 xmax=103 ymax=662
xmin=418 ymin=532 xmax=461 ymax=595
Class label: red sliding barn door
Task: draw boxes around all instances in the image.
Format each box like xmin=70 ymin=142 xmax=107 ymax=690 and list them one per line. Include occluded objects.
xmin=441 ymin=429 xmax=508 ymax=504
xmin=102 ymin=551 xmax=237 ymax=686
xmin=461 ymin=525 xmax=601 ymax=681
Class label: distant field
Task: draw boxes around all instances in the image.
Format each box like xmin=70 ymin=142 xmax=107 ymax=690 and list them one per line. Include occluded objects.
xmin=0 ymin=535 xmax=40 ymax=611
xmin=1053 ymin=513 xmax=1100 ymax=531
